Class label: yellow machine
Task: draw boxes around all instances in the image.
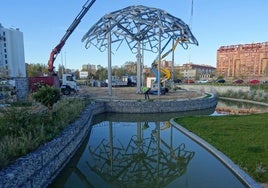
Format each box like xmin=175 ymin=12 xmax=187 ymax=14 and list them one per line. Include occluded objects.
xmin=150 ymin=38 xmax=184 ymax=94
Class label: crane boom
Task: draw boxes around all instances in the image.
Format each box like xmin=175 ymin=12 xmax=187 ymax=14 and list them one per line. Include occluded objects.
xmin=48 ymin=0 xmax=96 ymax=73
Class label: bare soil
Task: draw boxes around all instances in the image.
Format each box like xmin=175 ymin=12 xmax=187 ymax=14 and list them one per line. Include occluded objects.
xmin=78 ymin=86 xmax=202 ymax=100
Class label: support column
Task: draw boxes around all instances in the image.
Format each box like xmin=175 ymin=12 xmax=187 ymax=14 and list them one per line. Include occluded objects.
xmin=136 ymin=46 xmax=142 ymax=93
xmin=171 ymin=38 xmax=175 ymax=90
xmin=141 ymin=41 xmax=144 ymax=88
xmin=157 ymin=30 xmax=161 ymax=97
xmin=136 ymin=24 xmax=142 ymax=93
xmin=107 ymin=21 xmax=112 ymax=96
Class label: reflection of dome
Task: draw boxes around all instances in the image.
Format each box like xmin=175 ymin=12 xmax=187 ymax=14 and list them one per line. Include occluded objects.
xmin=87 ymin=123 xmax=194 ymax=187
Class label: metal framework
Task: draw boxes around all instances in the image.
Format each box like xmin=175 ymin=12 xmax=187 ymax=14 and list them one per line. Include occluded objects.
xmin=82 ymin=5 xmax=198 ymax=95
xmin=82 ymin=5 xmax=198 ymax=53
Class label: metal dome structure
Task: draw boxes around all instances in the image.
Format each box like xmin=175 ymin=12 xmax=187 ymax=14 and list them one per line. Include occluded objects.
xmin=82 ymin=5 xmax=198 ymax=94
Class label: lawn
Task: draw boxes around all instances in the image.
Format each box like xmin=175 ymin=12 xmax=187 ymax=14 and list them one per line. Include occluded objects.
xmin=174 ymin=113 xmax=268 ymax=183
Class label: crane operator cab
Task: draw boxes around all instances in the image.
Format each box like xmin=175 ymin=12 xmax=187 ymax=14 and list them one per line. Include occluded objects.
xmin=60 ymin=74 xmax=79 ymax=95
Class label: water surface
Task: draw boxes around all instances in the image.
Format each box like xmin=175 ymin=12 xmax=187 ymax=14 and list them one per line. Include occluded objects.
xmin=50 ymin=109 xmax=248 ymax=188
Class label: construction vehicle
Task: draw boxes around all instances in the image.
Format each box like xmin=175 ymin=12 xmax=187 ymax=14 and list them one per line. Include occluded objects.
xmin=28 ymin=74 xmax=79 ymax=95
xmin=48 ymin=0 xmax=96 ymax=73
xmin=105 ymin=75 xmax=137 ymax=87
xmin=149 ymin=38 xmax=181 ymax=95
xmin=28 ymin=0 xmax=96 ymax=95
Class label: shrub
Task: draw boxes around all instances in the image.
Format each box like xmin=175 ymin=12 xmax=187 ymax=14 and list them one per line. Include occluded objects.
xmin=219 ymin=89 xmax=268 ymax=103
xmin=33 ymin=86 xmax=61 ymax=110
xmin=0 ymin=97 xmax=90 ymax=169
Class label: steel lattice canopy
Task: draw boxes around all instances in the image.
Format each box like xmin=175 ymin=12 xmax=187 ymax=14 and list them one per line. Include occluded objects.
xmin=82 ymin=5 xmax=198 ymax=54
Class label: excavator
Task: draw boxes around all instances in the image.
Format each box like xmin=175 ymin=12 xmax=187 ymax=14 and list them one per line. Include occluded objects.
xmin=29 ymin=0 xmax=96 ymax=95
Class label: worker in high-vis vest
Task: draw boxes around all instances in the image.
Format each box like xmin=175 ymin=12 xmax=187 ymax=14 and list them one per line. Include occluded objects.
xmin=141 ymin=86 xmax=150 ymax=99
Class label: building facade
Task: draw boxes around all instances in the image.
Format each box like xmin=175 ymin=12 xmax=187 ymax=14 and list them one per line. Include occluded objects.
xmin=143 ymin=62 xmax=216 ymax=81
xmin=82 ymin=64 xmax=96 ymax=71
xmin=216 ymin=42 xmax=268 ymax=80
xmin=0 ymin=23 xmax=26 ymax=77
xmin=179 ymin=63 xmax=216 ymax=80
xmin=79 ymin=71 xmax=89 ymax=79
xmin=81 ymin=63 xmax=96 ymax=77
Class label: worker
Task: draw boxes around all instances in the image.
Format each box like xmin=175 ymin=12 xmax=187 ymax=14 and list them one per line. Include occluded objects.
xmin=142 ymin=86 xmax=150 ymax=100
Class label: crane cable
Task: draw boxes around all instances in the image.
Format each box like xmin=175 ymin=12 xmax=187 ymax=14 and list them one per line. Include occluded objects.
xmin=189 ymin=0 xmax=194 ymax=30
xmin=188 ymin=0 xmax=194 ymax=63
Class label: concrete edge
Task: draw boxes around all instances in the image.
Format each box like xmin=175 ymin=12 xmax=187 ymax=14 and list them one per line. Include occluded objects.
xmin=170 ymin=118 xmax=262 ymax=188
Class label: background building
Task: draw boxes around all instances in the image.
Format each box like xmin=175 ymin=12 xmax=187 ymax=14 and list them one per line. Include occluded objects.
xmin=143 ymin=61 xmax=215 ymax=82
xmin=216 ymin=42 xmax=268 ymax=80
xmin=79 ymin=71 xmax=89 ymax=79
xmin=179 ymin=63 xmax=216 ymax=80
xmin=81 ymin=63 xmax=96 ymax=78
xmin=0 ymin=23 xmax=26 ymax=78
xmin=82 ymin=64 xmax=96 ymax=72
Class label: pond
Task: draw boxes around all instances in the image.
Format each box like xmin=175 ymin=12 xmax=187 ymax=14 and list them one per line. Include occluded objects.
xmin=214 ymin=99 xmax=268 ymax=115
xmin=49 ymin=107 xmax=250 ymax=188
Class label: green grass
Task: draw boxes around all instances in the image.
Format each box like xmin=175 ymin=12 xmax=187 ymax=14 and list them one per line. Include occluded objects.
xmin=174 ymin=114 xmax=268 ymax=183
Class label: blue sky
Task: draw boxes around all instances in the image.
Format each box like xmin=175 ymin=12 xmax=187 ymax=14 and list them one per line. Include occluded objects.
xmin=1 ymin=0 xmax=267 ymax=70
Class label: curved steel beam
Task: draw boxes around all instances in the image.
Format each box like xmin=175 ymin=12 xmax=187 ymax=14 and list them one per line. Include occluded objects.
xmin=82 ymin=5 xmax=198 ymax=54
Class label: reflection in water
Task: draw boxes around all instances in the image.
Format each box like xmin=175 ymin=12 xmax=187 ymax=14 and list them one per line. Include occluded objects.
xmin=50 ymin=104 xmax=249 ymax=188
xmin=88 ymin=121 xmax=194 ymax=187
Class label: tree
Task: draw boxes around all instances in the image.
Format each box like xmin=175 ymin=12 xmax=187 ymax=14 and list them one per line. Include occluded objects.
xmin=112 ymin=67 xmax=126 ymax=78
xmin=95 ymin=66 xmax=108 ymax=80
xmin=124 ymin=61 xmax=137 ymax=75
xmin=26 ymin=63 xmax=48 ymax=77
xmin=74 ymin=70 xmax=80 ymax=79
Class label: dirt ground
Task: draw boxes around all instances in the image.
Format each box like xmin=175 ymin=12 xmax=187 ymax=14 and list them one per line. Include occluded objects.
xmin=78 ymin=86 xmax=202 ymax=100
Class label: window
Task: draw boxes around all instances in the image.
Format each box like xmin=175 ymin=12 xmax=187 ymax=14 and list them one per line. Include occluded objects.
xmin=66 ymin=76 xmax=74 ymax=81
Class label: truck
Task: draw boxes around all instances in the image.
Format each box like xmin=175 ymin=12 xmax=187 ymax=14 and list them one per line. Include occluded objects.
xmin=105 ymin=75 xmax=137 ymax=87
xmin=28 ymin=74 xmax=79 ymax=95
xmin=28 ymin=0 xmax=96 ymax=95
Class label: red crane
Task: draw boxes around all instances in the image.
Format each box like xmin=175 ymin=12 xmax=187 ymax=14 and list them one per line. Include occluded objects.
xmin=48 ymin=0 xmax=96 ymax=73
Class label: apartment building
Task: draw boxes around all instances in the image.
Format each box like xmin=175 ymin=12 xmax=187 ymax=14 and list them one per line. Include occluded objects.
xmin=0 ymin=23 xmax=26 ymax=78
xmin=216 ymin=42 xmax=268 ymax=80
xmin=180 ymin=63 xmax=216 ymax=80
